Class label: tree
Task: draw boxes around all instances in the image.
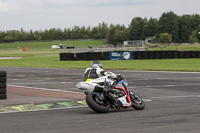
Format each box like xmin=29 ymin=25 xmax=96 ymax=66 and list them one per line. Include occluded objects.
xmin=179 ymin=15 xmax=192 ymax=42
xmin=157 ymin=11 xmax=179 ymax=42
xmin=191 ymin=14 xmax=200 ymax=31
xmin=142 ymin=18 xmax=157 ymax=38
xmin=106 ymin=25 xmax=116 ymax=44
xmin=4 ymin=35 xmax=14 ymax=42
xmin=128 ymin=17 xmax=146 ymax=40
xmin=100 ymin=22 xmax=109 ymax=39
xmin=159 ymin=33 xmax=172 ymax=43
xmin=189 ymin=30 xmax=198 ymax=43
xmin=196 ymin=25 xmax=200 ymax=42
xmin=106 ymin=24 xmax=128 ymax=45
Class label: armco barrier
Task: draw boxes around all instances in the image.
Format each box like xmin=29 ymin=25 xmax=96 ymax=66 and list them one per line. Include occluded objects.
xmin=60 ymin=51 xmax=200 ymax=61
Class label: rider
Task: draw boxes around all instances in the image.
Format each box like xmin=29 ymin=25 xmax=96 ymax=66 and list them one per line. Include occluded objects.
xmin=84 ymin=60 xmax=117 ymax=90
xmin=84 ymin=60 xmax=123 ymax=108
xmin=84 ymin=60 xmax=116 ymax=81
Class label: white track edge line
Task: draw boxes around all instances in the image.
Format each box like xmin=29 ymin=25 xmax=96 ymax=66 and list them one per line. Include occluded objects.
xmin=7 ymin=85 xmax=84 ymax=94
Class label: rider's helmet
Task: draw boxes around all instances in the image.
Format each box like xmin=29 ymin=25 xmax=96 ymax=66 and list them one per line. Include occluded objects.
xmin=91 ymin=60 xmax=102 ymax=69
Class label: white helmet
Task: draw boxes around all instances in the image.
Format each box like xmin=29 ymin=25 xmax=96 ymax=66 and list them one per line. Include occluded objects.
xmin=91 ymin=60 xmax=102 ymax=69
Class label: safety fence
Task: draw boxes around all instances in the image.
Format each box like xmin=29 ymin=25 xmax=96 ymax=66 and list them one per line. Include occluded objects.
xmin=60 ymin=51 xmax=200 ymax=61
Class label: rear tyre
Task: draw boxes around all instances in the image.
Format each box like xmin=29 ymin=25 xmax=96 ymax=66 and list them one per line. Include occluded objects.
xmin=86 ymin=92 xmax=110 ymax=113
xmin=130 ymin=92 xmax=145 ymax=110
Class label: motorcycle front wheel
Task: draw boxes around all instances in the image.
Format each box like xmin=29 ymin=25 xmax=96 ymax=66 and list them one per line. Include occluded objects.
xmin=86 ymin=92 xmax=110 ymax=113
xmin=130 ymin=92 xmax=145 ymax=110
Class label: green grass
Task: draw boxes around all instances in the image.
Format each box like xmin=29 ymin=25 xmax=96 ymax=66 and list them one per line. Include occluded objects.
xmin=0 ymin=53 xmax=200 ymax=71
xmin=0 ymin=40 xmax=106 ymax=50
xmin=149 ymin=44 xmax=200 ymax=51
xmin=0 ymin=40 xmax=200 ymax=72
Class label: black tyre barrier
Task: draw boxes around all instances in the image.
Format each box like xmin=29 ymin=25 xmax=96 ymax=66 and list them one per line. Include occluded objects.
xmin=60 ymin=51 xmax=200 ymax=61
xmin=0 ymin=83 xmax=6 ymax=88
xmin=0 ymin=71 xmax=7 ymax=99
xmin=184 ymin=51 xmax=190 ymax=58
xmin=0 ymin=88 xmax=6 ymax=94
xmin=178 ymin=51 xmax=184 ymax=58
xmin=196 ymin=51 xmax=200 ymax=58
xmin=154 ymin=51 xmax=161 ymax=59
xmin=0 ymin=71 xmax=6 ymax=77
xmin=134 ymin=51 xmax=143 ymax=59
xmin=190 ymin=51 xmax=196 ymax=58
xmin=0 ymin=77 xmax=7 ymax=83
xmin=60 ymin=53 xmax=75 ymax=61
xmin=160 ymin=51 xmax=166 ymax=59
xmin=75 ymin=52 xmax=89 ymax=60
xmin=172 ymin=51 xmax=178 ymax=59
xmin=142 ymin=51 xmax=148 ymax=59
xmin=166 ymin=51 xmax=172 ymax=59
xmin=60 ymin=52 xmax=109 ymax=61
xmin=0 ymin=94 xmax=7 ymax=99
xmin=148 ymin=51 xmax=154 ymax=59
xmin=102 ymin=52 xmax=109 ymax=60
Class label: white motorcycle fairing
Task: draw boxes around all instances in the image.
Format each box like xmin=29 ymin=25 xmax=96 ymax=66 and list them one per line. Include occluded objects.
xmin=76 ymin=76 xmax=113 ymax=92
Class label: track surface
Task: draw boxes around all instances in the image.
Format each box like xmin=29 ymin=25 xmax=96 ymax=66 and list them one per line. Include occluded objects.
xmin=0 ymin=67 xmax=200 ymax=133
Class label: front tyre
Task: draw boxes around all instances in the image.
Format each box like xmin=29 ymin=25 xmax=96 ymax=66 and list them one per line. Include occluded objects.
xmin=86 ymin=92 xmax=110 ymax=113
xmin=130 ymin=92 xmax=145 ymax=110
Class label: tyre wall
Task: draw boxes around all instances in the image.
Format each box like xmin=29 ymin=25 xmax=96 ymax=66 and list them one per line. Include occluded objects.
xmin=0 ymin=71 xmax=7 ymax=100
xmin=60 ymin=51 xmax=200 ymax=61
xmin=60 ymin=52 xmax=109 ymax=61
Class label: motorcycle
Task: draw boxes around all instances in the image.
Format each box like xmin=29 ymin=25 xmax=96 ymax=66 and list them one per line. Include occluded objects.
xmin=76 ymin=74 xmax=145 ymax=113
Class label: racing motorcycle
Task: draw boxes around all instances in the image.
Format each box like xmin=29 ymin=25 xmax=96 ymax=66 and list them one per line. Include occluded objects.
xmin=76 ymin=74 xmax=145 ymax=113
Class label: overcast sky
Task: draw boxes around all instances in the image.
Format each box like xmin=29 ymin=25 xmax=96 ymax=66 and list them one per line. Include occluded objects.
xmin=0 ymin=0 xmax=200 ymax=31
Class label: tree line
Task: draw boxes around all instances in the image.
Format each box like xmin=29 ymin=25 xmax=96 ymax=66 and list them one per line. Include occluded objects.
xmin=1 ymin=11 xmax=200 ymax=44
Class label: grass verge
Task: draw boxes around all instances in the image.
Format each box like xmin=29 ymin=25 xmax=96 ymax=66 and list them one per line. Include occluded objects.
xmin=0 ymin=53 xmax=200 ymax=72
xmin=0 ymin=40 xmax=200 ymax=72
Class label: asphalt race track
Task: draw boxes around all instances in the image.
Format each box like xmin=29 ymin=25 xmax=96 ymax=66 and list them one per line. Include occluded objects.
xmin=0 ymin=67 xmax=200 ymax=133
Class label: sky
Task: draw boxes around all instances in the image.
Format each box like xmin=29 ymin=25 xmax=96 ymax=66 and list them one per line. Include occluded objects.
xmin=0 ymin=0 xmax=200 ymax=31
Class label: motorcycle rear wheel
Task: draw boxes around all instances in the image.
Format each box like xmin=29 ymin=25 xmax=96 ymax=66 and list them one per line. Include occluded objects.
xmin=130 ymin=92 xmax=145 ymax=110
xmin=86 ymin=92 xmax=110 ymax=113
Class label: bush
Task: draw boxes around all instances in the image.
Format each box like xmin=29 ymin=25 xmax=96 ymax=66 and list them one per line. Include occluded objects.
xmin=159 ymin=33 xmax=172 ymax=43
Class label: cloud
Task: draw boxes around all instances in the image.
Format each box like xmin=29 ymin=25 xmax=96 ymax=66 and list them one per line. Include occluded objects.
xmin=0 ymin=1 xmax=19 ymax=12
xmin=0 ymin=0 xmax=200 ymax=31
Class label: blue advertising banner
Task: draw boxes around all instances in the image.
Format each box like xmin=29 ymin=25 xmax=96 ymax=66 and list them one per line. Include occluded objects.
xmin=109 ymin=51 xmax=133 ymax=60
